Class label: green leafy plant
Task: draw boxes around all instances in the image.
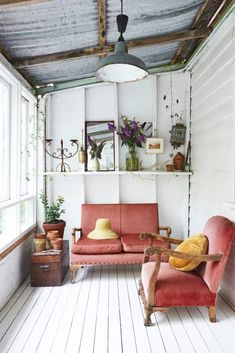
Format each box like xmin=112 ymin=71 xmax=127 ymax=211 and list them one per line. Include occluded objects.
xmin=88 ymin=135 xmax=106 ymax=159
xmin=39 ymin=191 xmax=65 ymax=223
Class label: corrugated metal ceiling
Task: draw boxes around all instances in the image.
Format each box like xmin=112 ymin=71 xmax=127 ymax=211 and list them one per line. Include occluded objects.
xmin=0 ymin=0 xmax=232 ymax=90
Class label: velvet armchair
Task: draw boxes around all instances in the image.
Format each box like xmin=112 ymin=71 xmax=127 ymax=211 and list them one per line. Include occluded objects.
xmin=138 ymin=216 xmax=234 ymax=326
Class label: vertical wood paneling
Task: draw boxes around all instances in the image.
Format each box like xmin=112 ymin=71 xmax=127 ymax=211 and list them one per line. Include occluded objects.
xmin=189 ymin=12 xmax=235 ymax=306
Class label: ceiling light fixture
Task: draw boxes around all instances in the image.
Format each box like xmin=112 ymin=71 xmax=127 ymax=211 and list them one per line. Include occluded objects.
xmin=96 ymin=0 xmax=148 ymax=83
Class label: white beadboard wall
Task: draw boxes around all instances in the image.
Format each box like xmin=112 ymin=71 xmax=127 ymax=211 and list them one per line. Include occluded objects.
xmin=45 ymin=73 xmax=190 ymax=240
xmin=189 ymin=8 xmax=235 ymax=306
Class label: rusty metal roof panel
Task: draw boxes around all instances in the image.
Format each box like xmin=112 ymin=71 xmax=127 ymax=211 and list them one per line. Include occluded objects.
xmin=129 ymin=42 xmax=180 ymax=68
xmin=0 ymin=0 xmax=98 ymax=58
xmin=21 ymin=56 xmax=100 ymax=86
xmin=106 ymin=0 xmax=204 ymax=43
xmin=21 ymin=41 xmax=179 ymax=86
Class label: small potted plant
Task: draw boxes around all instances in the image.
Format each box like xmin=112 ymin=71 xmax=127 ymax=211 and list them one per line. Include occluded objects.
xmin=39 ymin=191 xmax=66 ymax=237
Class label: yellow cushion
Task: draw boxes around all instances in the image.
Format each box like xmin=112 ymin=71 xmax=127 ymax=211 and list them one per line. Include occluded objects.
xmin=169 ymin=234 xmax=208 ymax=271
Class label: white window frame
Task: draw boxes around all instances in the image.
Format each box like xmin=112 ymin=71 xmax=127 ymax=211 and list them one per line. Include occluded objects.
xmin=0 ymin=64 xmax=37 ymax=252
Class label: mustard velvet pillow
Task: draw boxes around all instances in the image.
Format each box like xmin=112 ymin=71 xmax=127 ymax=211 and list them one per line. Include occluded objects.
xmin=169 ymin=234 xmax=208 ymax=271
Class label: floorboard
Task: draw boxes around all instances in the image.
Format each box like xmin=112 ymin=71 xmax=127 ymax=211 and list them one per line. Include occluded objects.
xmin=0 ymin=265 xmax=235 ymax=353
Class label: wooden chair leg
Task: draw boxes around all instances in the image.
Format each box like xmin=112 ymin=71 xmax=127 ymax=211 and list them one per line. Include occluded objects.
xmin=70 ymin=265 xmax=78 ymax=284
xmin=209 ymin=306 xmax=216 ymax=322
xmin=144 ymin=307 xmax=153 ymax=326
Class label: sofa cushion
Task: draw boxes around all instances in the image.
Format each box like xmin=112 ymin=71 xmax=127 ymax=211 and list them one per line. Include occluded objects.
xmin=120 ymin=204 xmax=159 ymax=234
xmin=120 ymin=233 xmax=170 ymax=253
xmin=81 ymin=204 xmax=121 ymax=237
xmin=72 ymin=237 xmax=122 ymax=255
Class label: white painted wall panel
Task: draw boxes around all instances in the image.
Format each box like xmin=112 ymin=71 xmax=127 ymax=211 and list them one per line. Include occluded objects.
xmin=46 ymin=72 xmax=190 ymax=239
xmin=189 ymin=11 xmax=235 ymax=306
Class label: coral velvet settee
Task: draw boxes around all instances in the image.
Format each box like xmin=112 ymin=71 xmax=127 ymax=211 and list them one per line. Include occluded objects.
xmin=70 ymin=203 xmax=171 ymax=282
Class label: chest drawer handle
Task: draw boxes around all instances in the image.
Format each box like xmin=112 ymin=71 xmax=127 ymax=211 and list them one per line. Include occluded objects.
xmin=39 ymin=265 xmax=49 ymax=271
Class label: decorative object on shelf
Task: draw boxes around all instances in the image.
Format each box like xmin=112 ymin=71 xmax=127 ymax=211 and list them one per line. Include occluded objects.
xmin=96 ymin=0 xmax=148 ymax=83
xmin=39 ymin=191 xmax=66 ymax=237
xmin=170 ymin=120 xmax=186 ymax=148
xmin=165 ymin=163 xmax=174 ymax=172
xmin=45 ymin=138 xmax=79 ymax=172
xmin=173 ymin=152 xmax=185 ymax=171
xmin=85 ymin=121 xmax=115 ymax=171
xmin=108 ymin=116 xmax=152 ymax=171
xmin=87 ymin=135 xmax=106 ymax=172
xmin=145 ymin=137 xmax=164 ymax=154
xmin=126 ymin=145 xmax=140 ymax=171
xmin=78 ymin=129 xmax=87 ymax=164
xmin=165 ymin=154 xmax=174 ymax=172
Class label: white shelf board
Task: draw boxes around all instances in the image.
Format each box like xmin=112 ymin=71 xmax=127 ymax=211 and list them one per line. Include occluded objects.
xmin=42 ymin=170 xmax=192 ymax=176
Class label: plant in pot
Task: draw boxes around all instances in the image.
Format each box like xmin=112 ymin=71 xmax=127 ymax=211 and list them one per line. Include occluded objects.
xmin=39 ymin=191 xmax=66 ymax=238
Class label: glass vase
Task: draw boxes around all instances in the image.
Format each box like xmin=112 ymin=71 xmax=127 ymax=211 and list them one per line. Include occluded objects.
xmin=126 ymin=146 xmax=139 ymax=171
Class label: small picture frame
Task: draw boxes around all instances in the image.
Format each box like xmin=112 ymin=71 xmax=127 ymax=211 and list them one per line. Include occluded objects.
xmin=145 ymin=138 xmax=164 ymax=154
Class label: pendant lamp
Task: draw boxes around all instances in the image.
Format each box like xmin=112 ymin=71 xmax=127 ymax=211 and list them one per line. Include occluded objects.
xmin=96 ymin=0 xmax=148 ymax=83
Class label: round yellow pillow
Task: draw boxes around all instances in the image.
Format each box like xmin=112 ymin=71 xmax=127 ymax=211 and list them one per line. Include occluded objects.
xmin=169 ymin=234 xmax=208 ymax=271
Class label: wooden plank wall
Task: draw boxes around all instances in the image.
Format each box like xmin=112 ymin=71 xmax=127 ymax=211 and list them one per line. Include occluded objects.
xmin=189 ymin=10 xmax=235 ymax=306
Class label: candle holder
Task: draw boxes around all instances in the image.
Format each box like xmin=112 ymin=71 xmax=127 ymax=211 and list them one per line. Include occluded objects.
xmin=45 ymin=138 xmax=79 ymax=172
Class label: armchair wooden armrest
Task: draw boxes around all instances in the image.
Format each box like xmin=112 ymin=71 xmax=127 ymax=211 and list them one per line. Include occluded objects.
xmin=159 ymin=226 xmax=171 ymax=236
xmin=144 ymin=245 xmax=222 ymax=263
xmin=140 ymin=232 xmax=183 ymax=245
xmin=71 ymin=227 xmax=82 ymax=244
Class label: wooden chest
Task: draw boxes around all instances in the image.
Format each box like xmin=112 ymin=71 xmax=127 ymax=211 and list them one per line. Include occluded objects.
xmin=30 ymin=240 xmax=69 ymax=287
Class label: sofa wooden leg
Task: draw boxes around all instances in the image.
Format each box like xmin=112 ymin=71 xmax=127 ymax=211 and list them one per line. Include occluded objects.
xmin=144 ymin=307 xmax=153 ymax=326
xmin=70 ymin=265 xmax=78 ymax=284
xmin=209 ymin=306 xmax=216 ymax=322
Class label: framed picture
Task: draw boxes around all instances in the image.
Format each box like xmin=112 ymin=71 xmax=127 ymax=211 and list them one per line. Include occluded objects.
xmin=145 ymin=138 xmax=164 ymax=154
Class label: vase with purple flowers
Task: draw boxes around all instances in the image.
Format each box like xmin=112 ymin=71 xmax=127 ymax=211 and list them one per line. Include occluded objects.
xmin=108 ymin=116 xmax=152 ymax=171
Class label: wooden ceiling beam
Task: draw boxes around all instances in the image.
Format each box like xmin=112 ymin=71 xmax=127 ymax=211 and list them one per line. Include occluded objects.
xmin=14 ymin=29 xmax=209 ymax=69
xmin=98 ymin=0 xmax=107 ymax=47
xmin=0 ymin=0 xmax=51 ymax=7
xmin=171 ymin=0 xmax=233 ymax=65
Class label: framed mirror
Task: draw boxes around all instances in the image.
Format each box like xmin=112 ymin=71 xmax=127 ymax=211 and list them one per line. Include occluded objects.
xmin=85 ymin=121 xmax=115 ymax=171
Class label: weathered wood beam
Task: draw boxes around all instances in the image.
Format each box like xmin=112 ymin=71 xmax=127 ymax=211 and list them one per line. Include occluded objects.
xmin=0 ymin=0 xmax=51 ymax=7
xmin=98 ymin=0 xmax=106 ymax=47
xmin=14 ymin=29 xmax=209 ymax=69
xmin=171 ymin=0 xmax=233 ymax=65
xmin=191 ymin=0 xmax=212 ymax=29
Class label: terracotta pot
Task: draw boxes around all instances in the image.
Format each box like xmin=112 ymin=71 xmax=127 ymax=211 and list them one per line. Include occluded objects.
xmin=51 ymin=238 xmax=63 ymax=250
xmin=34 ymin=233 xmax=46 ymax=252
xmin=43 ymin=220 xmax=66 ymax=238
xmin=166 ymin=164 xmax=174 ymax=172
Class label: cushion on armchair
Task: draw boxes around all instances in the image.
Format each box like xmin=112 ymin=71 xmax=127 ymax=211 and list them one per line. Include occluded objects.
xmin=169 ymin=234 xmax=208 ymax=271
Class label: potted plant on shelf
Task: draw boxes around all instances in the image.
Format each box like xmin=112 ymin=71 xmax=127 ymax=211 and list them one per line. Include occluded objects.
xmin=39 ymin=191 xmax=66 ymax=237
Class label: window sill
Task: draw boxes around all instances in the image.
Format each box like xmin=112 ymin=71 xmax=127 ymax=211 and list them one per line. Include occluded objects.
xmin=0 ymin=224 xmax=36 ymax=260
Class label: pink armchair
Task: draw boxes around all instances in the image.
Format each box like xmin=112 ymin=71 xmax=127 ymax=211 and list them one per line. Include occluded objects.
xmin=138 ymin=216 xmax=235 ymax=325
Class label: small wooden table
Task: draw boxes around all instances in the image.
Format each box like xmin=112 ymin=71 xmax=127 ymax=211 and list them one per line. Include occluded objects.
xmin=30 ymin=240 xmax=69 ymax=286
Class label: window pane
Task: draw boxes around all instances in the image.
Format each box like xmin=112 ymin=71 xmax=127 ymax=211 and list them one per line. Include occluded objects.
xmin=20 ymin=199 xmax=35 ymax=233
xmin=0 ymin=205 xmax=17 ymax=239
xmin=0 ymin=77 xmax=11 ymax=203
xmin=20 ymin=97 xmax=29 ymax=196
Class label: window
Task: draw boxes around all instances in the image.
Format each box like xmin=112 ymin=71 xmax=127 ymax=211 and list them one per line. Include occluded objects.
xmin=20 ymin=96 xmax=29 ymax=196
xmin=0 ymin=77 xmax=11 ymax=203
xmin=0 ymin=70 xmax=36 ymax=249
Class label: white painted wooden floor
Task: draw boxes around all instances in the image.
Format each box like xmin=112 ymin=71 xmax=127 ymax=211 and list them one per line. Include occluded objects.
xmin=0 ymin=264 xmax=235 ymax=353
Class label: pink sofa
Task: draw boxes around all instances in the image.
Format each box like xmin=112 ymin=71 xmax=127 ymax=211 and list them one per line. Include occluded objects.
xmin=70 ymin=203 xmax=171 ymax=282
